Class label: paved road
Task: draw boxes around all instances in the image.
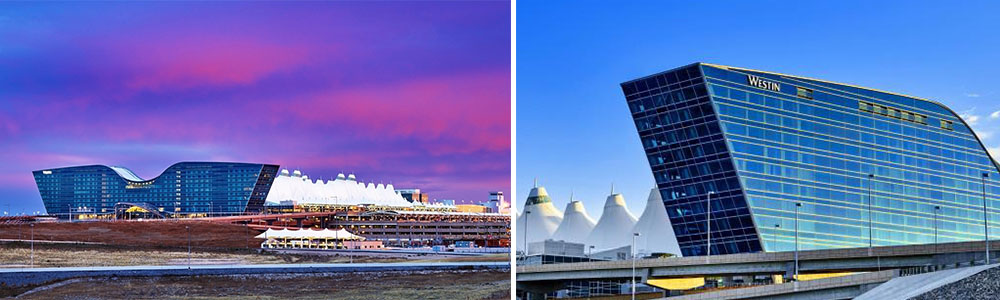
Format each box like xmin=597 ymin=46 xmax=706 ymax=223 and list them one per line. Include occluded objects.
xmin=0 ymin=261 xmax=509 ymax=288
xmin=1 ymin=261 xmax=508 ymax=273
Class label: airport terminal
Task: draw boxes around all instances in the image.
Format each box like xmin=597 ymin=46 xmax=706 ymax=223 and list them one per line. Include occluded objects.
xmin=517 ymin=63 xmax=1000 ymax=299
xmin=23 ymin=162 xmax=510 ymax=251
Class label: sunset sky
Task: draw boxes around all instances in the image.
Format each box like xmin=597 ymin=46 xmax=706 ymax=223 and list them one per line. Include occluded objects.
xmin=0 ymin=1 xmax=511 ymax=214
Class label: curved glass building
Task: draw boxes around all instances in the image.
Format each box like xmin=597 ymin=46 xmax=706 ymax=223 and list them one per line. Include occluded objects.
xmin=622 ymin=63 xmax=999 ymax=256
xmin=33 ymin=162 xmax=279 ymax=219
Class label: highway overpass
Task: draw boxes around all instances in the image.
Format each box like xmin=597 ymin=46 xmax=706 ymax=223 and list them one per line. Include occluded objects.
xmin=517 ymin=240 xmax=1000 ymax=297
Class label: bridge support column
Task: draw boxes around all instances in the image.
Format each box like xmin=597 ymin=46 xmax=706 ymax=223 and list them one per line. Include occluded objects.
xmin=784 ymin=262 xmax=796 ymax=281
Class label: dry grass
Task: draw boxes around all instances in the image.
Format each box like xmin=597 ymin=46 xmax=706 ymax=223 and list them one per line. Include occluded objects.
xmin=15 ymin=270 xmax=511 ymax=299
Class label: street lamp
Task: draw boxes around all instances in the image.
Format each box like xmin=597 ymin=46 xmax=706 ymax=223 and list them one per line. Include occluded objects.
xmin=773 ymin=224 xmax=780 ymax=252
xmin=983 ymin=172 xmax=991 ymax=264
xmin=705 ymin=191 xmax=715 ymax=264
xmin=186 ymin=225 xmax=191 ymax=269
xmin=794 ymin=202 xmax=802 ymax=281
xmin=30 ymin=223 xmax=34 ymax=268
xmin=588 ymin=245 xmax=595 ymax=258
xmin=523 ymin=210 xmax=531 ymax=258
xmin=631 ymin=232 xmax=640 ymax=300
xmin=934 ymin=206 xmax=940 ymax=252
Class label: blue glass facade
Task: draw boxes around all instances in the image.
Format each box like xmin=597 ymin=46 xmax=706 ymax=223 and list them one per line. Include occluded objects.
xmin=33 ymin=162 xmax=279 ymax=219
xmin=622 ymin=63 xmax=1000 ymax=256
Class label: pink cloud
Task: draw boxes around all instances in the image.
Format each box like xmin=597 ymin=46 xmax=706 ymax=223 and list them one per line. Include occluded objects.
xmin=125 ymin=38 xmax=312 ymax=91
xmin=276 ymin=71 xmax=511 ymax=152
xmin=0 ymin=114 xmax=20 ymax=138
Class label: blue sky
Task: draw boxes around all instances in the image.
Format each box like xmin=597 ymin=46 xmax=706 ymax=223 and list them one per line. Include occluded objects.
xmin=516 ymin=1 xmax=1000 ymax=218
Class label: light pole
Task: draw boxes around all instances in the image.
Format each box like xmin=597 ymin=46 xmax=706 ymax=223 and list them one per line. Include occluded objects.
xmin=30 ymin=223 xmax=34 ymax=268
xmin=984 ymin=172 xmax=991 ymax=264
xmin=705 ymin=191 xmax=715 ymax=264
xmin=867 ymin=174 xmax=875 ymax=256
xmin=773 ymin=224 xmax=780 ymax=252
xmin=794 ymin=202 xmax=802 ymax=281
xmin=588 ymin=245 xmax=595 ymax=259
xmin=186 ymin=225 xmax=191 ymax=269
xmin=523 ymin=210 xmax=531 ymax=258
xmin=934 ymin=206 xmax=940 ymax=251
xmin=632 ymin=232 xmax=640 ymax=300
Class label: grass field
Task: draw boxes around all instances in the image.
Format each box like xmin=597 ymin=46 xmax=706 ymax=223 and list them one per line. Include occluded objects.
xmin=11 ymin=269 xmax=511 ymax=299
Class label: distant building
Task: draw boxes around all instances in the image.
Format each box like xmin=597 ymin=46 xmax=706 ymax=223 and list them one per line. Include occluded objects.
xmin=398 ymin=188 xmax=429 ymax=204
xmin=436 ymin=199 xmax=456 ymax=206
xmin=455 ymin=204 xmax=489 ymax=213
xmin=480 ymin=191 xmax=510 ymax=214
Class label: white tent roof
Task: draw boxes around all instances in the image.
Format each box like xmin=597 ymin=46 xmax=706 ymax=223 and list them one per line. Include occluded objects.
xmin=264 ymin=169 xmax=414 ymax=208
xmin=585 ymin=193 xmax=638 ymax=251
xmin=255 ymin=228 xmax=365 ymax=240
xmin=515 ymin=185 xmax=563 ymax=252
xmin=550 ymin=200 xmax=596 ymax=244
xmin=632 ymin=188 xmax=682 ymax=256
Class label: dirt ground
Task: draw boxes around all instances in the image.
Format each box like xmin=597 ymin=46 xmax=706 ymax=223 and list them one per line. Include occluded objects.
xmin=0 ymin=242 xmax=417 ymax=268
xmin=13 ymin=269 xmax=511 ymax=299
xmin=0 ymin=241 xmax=509 ymax=268
xmin=0 ymin=220 xmax=261 ymax=249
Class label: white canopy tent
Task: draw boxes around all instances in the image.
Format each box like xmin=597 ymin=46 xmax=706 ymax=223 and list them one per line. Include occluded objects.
xmin=515 ymin=185 xmax=563 ymax=253
xmin=550 ymin=200 xmax=596 ymax=244
xmin=255 ymin=228 xmax=365 ymax=240
xmin=264 ymin=169 xmax=420 ymax=208
xmin=632 ymin=188 xmax=682 ymax=256
xmin=585 ymin=192 xmax=638 ymax=252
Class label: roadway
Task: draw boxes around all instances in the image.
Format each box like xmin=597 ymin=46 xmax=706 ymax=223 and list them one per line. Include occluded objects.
xmin=518 ymin=239 xmax=1000 ymax=283
xmin=1 ymin=261 xmax=509 ymax=288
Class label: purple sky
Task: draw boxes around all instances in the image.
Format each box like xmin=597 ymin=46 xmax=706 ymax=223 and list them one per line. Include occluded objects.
xmin=0 ymin=1 xmax=511 ymax=214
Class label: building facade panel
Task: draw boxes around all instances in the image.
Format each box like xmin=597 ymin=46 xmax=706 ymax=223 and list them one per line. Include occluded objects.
xmin=622 ymin=63 xmax=762 ymax=256
xmin=623 ymin=63 xmax=1000 ymax=255
xmin=33 ymin=162 xmax=279 ymax=219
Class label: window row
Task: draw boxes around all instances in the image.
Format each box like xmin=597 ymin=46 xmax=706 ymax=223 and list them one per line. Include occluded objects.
xmin=622 ymin=65 xmax=702 ymax=96
xmin=628 ymin=84 xmax=709 ymax=114
xmin=726 ymin=123 xmax=993 ymax=183
xmin=711 ymin=83 xmax=980 ymax=151
xmin=640 ymin=121 xmax=721 ymax=149
xmin=859 ymin=100 xmax=928 ymax=125
xmin=721 ymin=117 xmax=992 ymax=175
xmin=646 ymin=140 xmax=729 ymax=166
xmin=714 ymin=91 xmax=982 ymax=155
xmin=653 ymin=157 xmax=734 ymax=183
xmin=634 ymin=101 xmax=714 ymax=132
